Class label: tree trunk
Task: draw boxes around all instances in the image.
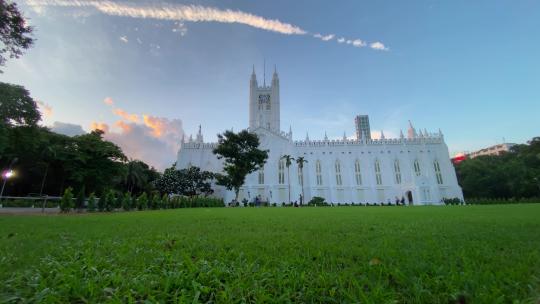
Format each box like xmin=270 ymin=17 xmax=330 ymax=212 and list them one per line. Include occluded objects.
xmin=287 ymin=167 xmax=291 ymax=203
xmin=39 ymin=163 xmax=49 ymax=197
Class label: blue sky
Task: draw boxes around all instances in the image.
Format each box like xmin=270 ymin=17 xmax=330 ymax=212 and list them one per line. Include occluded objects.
xmin=3 ymin=0 xmax=540 ymax=169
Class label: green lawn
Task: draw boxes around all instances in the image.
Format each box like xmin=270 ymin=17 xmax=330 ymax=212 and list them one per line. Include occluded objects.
xmin=1 ymin=205 xmax=539 ymax=303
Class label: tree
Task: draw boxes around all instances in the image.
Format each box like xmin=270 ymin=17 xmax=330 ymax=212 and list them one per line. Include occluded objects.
xmin=154 ymin=165 xmax=214 ymax=198
xmin=296 ymin=156 xmax=308 ymax=204
xmin=123 ymin=159 xmax=158 ymax=194
xmin=97 ymin=193 xmax=106 ymax=212
xmin=87 ymin=192 xmax=96 ymax=212
xmin=212 ymin=130 xmax=268 ymax=201
xmin=0 ymin=82 xmax=41 ymax=127
xmin=122 ymin=192 xmax=131 ymax=211
xmin=137 ymin=192 xmax=148 ymax=210
xmin=59 ymin=187 xmax=74 ymax=213
xmin=75 ymin=185 xmax=85 ymax=212
xmin=105 ymin=190 xmax=115 ymax=211
xmin=0 ymin=1 xmax=34 ymax=71
xmin=281 ymin=155 xmax=294 ymax=203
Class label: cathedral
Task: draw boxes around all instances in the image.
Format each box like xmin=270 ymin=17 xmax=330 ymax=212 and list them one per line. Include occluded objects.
xmin=176 ymin=67 xmax=464 ymax=205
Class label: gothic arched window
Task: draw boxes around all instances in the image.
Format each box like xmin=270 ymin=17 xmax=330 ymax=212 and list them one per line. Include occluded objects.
xmin=394 ymin=159 xmax=402 ymax=184
xmin=335 ymin=160 xmax=342 ymax=186
xmin=354 ymin=160 xmax=362 ymax=186
xmin=278 ymin=159 xmax=285 ymax=184
xmin=413 ymin=160 xmax=421 ymax=176
xmin=316 ymin=160 xmax=323 ymax=186
xmin=434 ymin=160 xmax=443 ymax=184
xmin=375 ymin=159 xmax=383 ymax=185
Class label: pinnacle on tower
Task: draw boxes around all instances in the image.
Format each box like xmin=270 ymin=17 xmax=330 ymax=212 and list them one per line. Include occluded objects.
xmin=399 ymin=129 xmax=404 ymax=139
xmin=305 ymin=132 xmax=310 ymax=141
xmin=380 ymin=130 xmax=385 ymax=140
xmin=407 ymin=120 xmax=417 ymax=139
xmin=343 ymin=131 xmax=347 ymax=141
xmin=324 ymin=131 xmax=328 ymax=141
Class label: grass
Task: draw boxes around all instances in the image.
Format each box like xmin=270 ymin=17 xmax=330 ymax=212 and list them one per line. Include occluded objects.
xmin=1 ymin=205 xmax=539 ymax=303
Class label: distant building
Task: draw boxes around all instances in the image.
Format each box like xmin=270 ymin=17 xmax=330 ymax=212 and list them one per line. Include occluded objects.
xmin=355 ymin=115 xmax=371 ymax=140
xmin=177 ymin=67 xmax=464 ymax=205
xmin=469 ymin=143 xmax=516 ymax=159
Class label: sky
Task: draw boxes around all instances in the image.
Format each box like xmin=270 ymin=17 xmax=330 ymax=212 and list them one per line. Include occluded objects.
xmin=2 ymin=0 xmax=540 ymax=170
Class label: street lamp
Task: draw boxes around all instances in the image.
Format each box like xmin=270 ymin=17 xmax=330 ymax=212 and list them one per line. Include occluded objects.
xmin=0 ymin=158 xmax=18 ymax=206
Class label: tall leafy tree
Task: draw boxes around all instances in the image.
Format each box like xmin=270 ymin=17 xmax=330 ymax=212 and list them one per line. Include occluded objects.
xmin=0 ymin=1 xmax=34 ymax=71
xmin=0 ymin=82 xmax=40 ymax=127
xmin=212 ymin=130 xmax=268 ymax=201
xmin=154 ymin=165 xmax=214 ymax=197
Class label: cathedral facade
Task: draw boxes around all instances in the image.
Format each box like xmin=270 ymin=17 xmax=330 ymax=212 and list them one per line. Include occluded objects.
xmin=176 ymin=68 xmax=464 ymax=205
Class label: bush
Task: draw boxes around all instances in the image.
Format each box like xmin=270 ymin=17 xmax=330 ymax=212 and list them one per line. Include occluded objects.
xmin=161 ymin=194 xmax=169 ymax=209
xmin=122 ymin=192 xmax=131 ymax=211
xmin=114 ymin=192 xmax=123 ymax=209
xmin=76 ymin=186 xmax=85 ymax=211
xmin=97 ymin=193 xmax=106 ymax=212
xmin=105 ymin=190 xmax=115 ymax=211
xmin=137 ymin=193 xmax=148 ymax=210
xmin=308 ymin=196 xmax=328 ymax=207
xmin=60 ymin=187 xmax=74 ymax=213
xmin=87 ymin=193 xmax=96 ymax=212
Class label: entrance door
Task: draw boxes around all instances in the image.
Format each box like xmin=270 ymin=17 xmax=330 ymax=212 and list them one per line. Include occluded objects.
xmin=406 ymin=191 xmax=413 ymax=205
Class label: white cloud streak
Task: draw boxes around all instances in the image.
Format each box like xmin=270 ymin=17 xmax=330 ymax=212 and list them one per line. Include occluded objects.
xmin=25 ymin=0 xmax=389 ymax=51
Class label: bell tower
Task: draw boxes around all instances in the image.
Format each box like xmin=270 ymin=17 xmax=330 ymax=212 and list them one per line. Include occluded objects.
xmin=249 ymin=65 xmax=280 ymax=132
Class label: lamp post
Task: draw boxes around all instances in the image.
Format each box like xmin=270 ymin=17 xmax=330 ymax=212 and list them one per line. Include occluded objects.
xmin=1 ymin=158 xmax=18 ymax=206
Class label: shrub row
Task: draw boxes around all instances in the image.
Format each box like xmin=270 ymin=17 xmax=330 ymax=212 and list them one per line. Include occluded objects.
xmin=465 ymin=197 xmax=540 ymax=205
xmin=58 ymin=187 xmax=224 ymax=213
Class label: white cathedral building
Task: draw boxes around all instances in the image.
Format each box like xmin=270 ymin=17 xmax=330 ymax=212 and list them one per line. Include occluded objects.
xmin=176 ymin=67 xmax=464 ymax=205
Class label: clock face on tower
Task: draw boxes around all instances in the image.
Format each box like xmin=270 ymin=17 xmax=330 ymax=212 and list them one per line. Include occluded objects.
xmin=258 ymin=94 xmax=270 ymax=104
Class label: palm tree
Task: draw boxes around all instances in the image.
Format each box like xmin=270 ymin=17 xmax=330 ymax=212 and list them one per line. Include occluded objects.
xmin=296 ymin=156 xmax=308 ymax=205
xmin=281 ymin=155 xmax=294 ymax=204
xmin=124 ymin=159 xmax=147 ymax=193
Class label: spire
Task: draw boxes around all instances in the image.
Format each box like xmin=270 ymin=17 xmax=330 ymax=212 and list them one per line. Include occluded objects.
xmin=188 ymin=134 xmax=193 ymax=143
xmin=343 ymin=131 xmax=347 ymax=141
xmin=263 ymin=58 xmax=266 ymax=87
xmin=380 ymin=130 xmax=385 ymax=140
xmin=181 ymin=134 xmax=185 ymax=144
xmin=324 ymin=131 xmax=328 ymax=141
xmin=288 ymin=125 xmax=292 ymax=138
xmin=305 ymin=132 xmax=310 ymax=142
xmin=407 ymin=120 xmax=417 ymax=139
xmin=196 ymin=125 xmax=203 ymax=143
xmin=400 ymin=129 xmax=404 ymax=139
xmin=250 ymin=65 xmax=257 ymax=83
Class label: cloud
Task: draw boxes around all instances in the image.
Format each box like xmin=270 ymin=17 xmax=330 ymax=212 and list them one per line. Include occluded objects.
xmin=172 ymin=21 xmax=187 ymax=36
xmin=345 ymin=39 xmax=366 ymax=48
xmin=51 ymin=121 xmax=85 ymax=136
xmin=119 ymin=35 xmax=128 ymax=43
xmin=90 ymin=117 xmax=183 ymax=170
xmin=90 ymin=97 xmax=185 ymax=170
xmin=113 ymin=108 xmax=139 ymax=122
xmin=370 ymin=41 xmax=389 ymax=51
xmin=90 ymin=121 xmax=110 ymax=132
xmin=36 ymin=100 xmax=53 ymax=118
xmin=314 ymin=33 xmax=334 ymax=41
xmin=26 ymin=0 xmax=388 ymax=51
xmin=103 ymin=97 xmax=114 ymax=106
